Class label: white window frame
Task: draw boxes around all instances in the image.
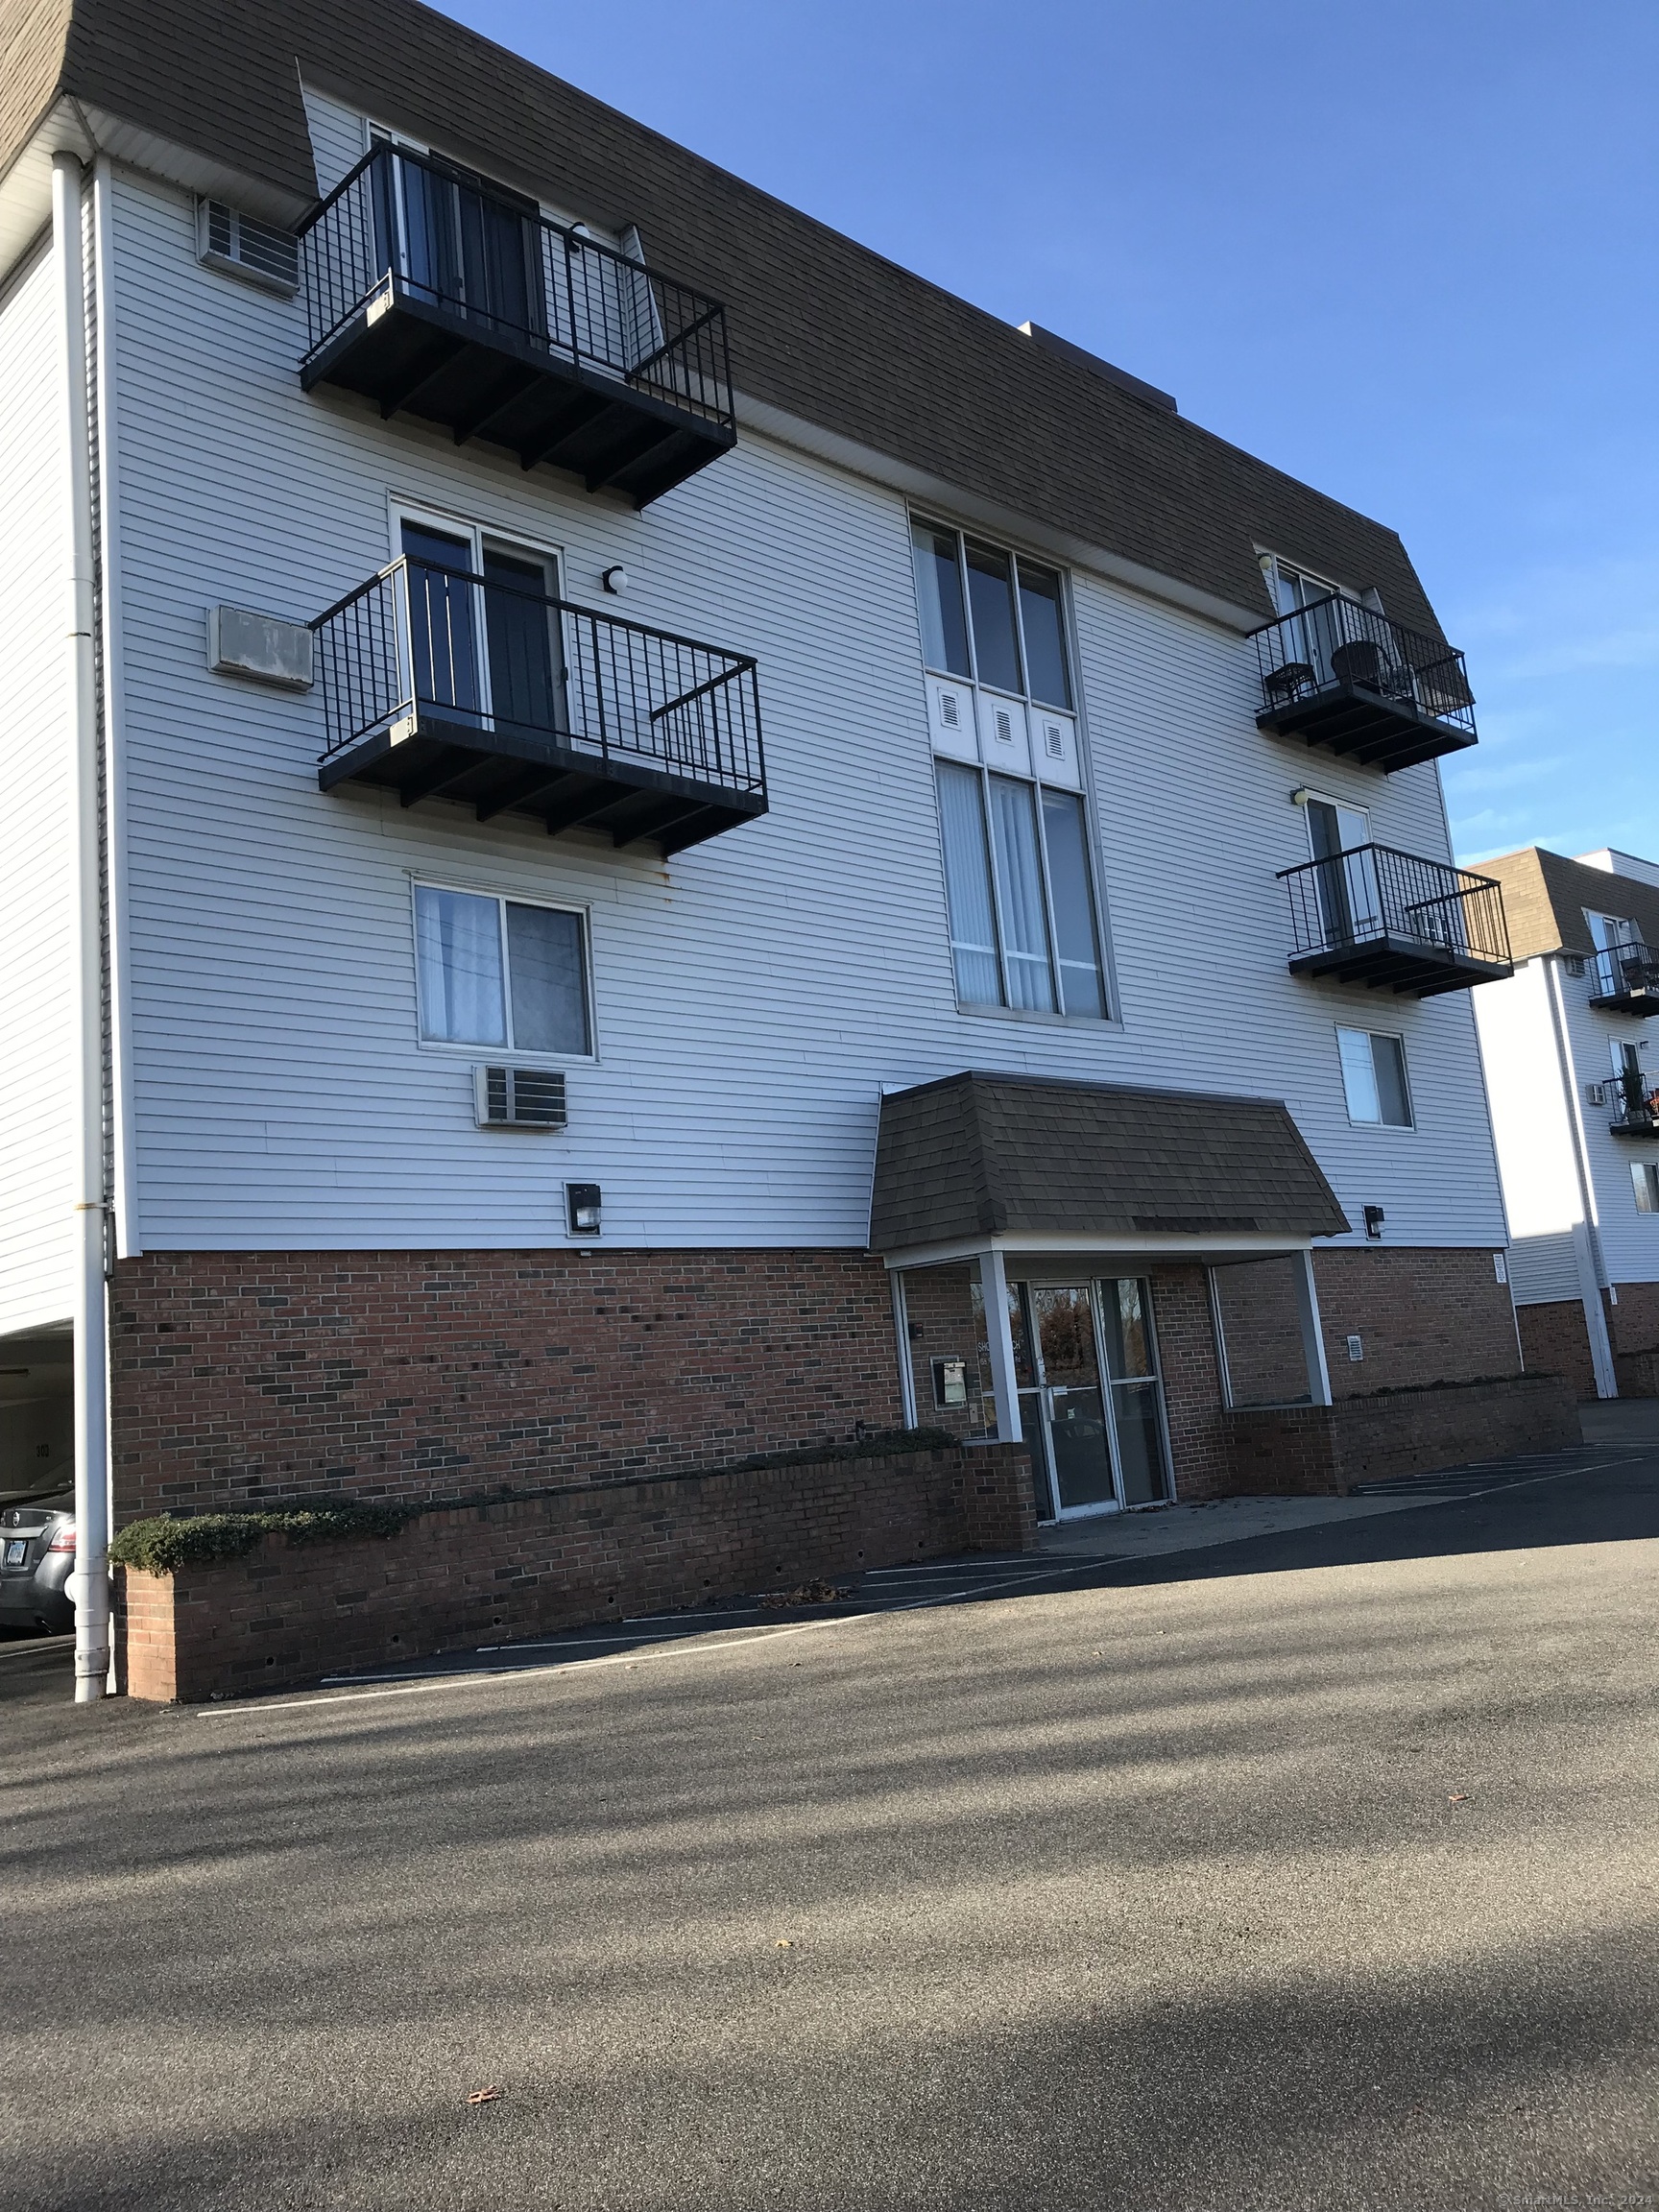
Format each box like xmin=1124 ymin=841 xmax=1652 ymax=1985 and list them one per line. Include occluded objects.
xmin=410 ymin=878 xmax=596 ymax=1063
xmin=910 ymin=511 xmax=1117 ymax=1026
xmin=1299 ymin=789 xmax=1371 ymax=861
xmin=1335 ymin=1024 xmax=1415 ymax=1131
xmin=1260 ymin=551 xmax=1381 ymax=618
xmin=1633 ymin=1162 xmax=1659 ymax=1216
xmin=387 ymin=499 xmax=565 ymax=733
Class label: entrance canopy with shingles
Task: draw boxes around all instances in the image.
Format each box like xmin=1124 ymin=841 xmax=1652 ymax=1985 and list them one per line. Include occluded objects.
xmin=869 ymin=1071 xmax=1349 ymax=1254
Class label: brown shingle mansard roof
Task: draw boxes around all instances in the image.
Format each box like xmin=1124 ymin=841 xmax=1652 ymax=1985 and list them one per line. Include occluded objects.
xmin=1479 ymin=849 xmax=1659 ymax=963
xmin=869 ymin=1072 xmax=1350 ymax=1253
xmin=4 ymin=0 xmax=1446 ymax=634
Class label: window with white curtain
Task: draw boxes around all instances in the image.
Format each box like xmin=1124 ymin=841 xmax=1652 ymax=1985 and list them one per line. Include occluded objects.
xmin=414 ymin=884 xmax=591 ymax=1054
xmin=915 ymin=515 xmax=1107 ymax=1020
xmin=1336 ymin=1026 xmax=1412 ymax=1128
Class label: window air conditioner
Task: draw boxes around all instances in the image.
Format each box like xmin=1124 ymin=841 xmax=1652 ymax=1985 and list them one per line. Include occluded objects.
xmin=474 ymin=1067 xmax=568 ymax=1129
xmin=196 ymin=199 xmax=300 ymax=293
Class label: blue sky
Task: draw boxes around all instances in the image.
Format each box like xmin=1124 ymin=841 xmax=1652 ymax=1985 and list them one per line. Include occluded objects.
xmin=439 ymin=0 xmax=1656 ymax=865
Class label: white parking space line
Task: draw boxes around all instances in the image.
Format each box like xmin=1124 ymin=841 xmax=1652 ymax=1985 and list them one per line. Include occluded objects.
xmin=199 ymin=1460 xmax=1575 ymax=1724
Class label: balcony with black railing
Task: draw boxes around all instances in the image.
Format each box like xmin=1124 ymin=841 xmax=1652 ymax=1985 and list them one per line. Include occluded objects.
xmin=1278 ymin=844 xmax=1512 ymax=998
xmin=1607 ymin=1067 xmax=1659 ymax=1139
xmin=1252 ymin=594 xmax=1477 ymax=775
xmin=310 ymin=558 xmax=766 ymax=854
xmin=1588 ymin=941 xmax=1659 ymax=1016
xmin=299 ymin=144 xmax=736 ymax=508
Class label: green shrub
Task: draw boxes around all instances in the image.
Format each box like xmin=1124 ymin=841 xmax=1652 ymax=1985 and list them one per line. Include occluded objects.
xmin=110 ymin=1503 xmax=413 ymax=1575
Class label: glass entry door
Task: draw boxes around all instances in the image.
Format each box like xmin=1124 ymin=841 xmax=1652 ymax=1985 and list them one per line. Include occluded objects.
xmin=1014 ymin=1278 xmax=1173 ymax=1520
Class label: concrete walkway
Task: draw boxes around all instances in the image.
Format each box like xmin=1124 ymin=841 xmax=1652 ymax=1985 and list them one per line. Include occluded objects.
xmin=1579 ymin=1396 xmax=1659 ymax=1443
xmin=1035 ymin=1487 xmax=1457 ymax=1561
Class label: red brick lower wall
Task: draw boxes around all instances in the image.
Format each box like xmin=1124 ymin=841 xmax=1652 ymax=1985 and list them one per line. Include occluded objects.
xmin=1604 ymin=1280 xmax=1659 ymax=1357
xmin=1311 ymin=1248 xmax=1521 ymax=1396
xmin=110 ymin=1247 xmax=906 ymax=1522
xmin=1224 ymin=1374 xmax=1577 ymax=1496
xmin=107 ymin=1241 xmax=1543 ymax=1546
xmin=1516 ymin=1300 xmax=1599 ymax=1402
xmin=115 ymin=1441 xmax=1036 ymax=1702
xmin=1147 ymin=1268 xmax=1232 ymax=1500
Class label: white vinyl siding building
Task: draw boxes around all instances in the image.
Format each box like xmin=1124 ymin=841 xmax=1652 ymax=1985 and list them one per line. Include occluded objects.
xmin=3 ymin=101 xmax=1500 ymax=1266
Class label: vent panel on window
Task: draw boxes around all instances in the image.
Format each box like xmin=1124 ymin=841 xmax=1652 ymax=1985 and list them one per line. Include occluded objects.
xmin=197 ymin=199 xmax=300 ymax=292
xmin=473 ymin=1066 xmax=568 ymax=1129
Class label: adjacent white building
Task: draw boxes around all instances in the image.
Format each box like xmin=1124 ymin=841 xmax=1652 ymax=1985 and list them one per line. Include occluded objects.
xmin=1476 ymin=846 xmax=1659 ymax=1398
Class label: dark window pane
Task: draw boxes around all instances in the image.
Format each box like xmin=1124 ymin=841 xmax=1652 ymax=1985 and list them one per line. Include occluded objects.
xmin=965 ymin=541 xmax=1022 ymax=693
xmin=936 ymin=764 xmax=1002 ymax=1005
xmin=401 ymin=522 xmax=482 ymax=718
xmin=1112 ymin=1382 xmax=1168 ymax=1503
xmin=1017 ymin=561 xmax=1071 ymax=708
xmin=1373 ymin=1033 xmax=1412 ymax=1127
xmin=505 ymin=903 xmax=589 ymax=1053
xmin=483 ymin=550 xmax=565 ymax=735
xmin=1101 ymin=1278 xmax=1154 ymax=1380
xmin=1040 ymin=790 xmax=1105 ymax=1019
xmin=911 ymin=520 xmax=971 ymax=677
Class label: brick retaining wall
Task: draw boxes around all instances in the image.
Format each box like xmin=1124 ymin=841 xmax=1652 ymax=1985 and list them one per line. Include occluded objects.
xmin=116 ymin=1440 xmax=1037 ymax=1702
xmin=1223 ymin=1374 xmax=1578 ymax=1497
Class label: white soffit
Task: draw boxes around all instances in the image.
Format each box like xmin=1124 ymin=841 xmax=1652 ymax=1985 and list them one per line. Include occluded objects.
xmin=0 ymin=98 xmax=313 ymax=288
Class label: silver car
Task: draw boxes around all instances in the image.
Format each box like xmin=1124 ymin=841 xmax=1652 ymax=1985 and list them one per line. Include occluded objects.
xmin=0 ymin=1480 xmax=76 ymax=1634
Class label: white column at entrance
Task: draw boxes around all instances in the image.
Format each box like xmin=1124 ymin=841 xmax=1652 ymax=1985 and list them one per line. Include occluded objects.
xmin=977 ymin=1248 xmax=1023 ymax=1444
xmin=1293 ymin=1249 xmax=1334 ymax=1407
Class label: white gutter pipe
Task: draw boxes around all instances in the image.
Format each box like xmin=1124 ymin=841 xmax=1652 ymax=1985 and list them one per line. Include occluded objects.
xmin=54 ymin=150 xmax=110 ymax=1702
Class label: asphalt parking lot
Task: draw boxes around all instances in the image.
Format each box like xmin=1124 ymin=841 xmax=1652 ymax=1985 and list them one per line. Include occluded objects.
xmin=2 ymin=1443 xmax=1655 ymax=2211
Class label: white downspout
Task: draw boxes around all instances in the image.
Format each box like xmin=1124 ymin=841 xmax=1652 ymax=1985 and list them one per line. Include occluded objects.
xmin=55 ymin=151 xmax=110 ymax=1702
xmin=1543 ymin=956 xmax=1618 ymax=1398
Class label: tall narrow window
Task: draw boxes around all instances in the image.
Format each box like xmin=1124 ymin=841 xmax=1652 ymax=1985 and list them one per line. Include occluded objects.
xmin=936 ymin=762 xmax=1002 ymax=1005
xmin=1337 ymin=1027 xmax=1412 ymax=1127
xmin=965 ymin=541 xmax=1022 ymax=694
xmin=911 ymin=519 xmax=972 ymax=678
xmin=1041 ymin=789 xmax=1105 ymax=1017
xmin=916 ymin=517 xmax=1107 ymax=1020
xmin=415 ymin=885 xmax=590 ymax=1053
xmin=1018 ymin=562 xmax=1071 ymax=709
xmin=988 ymin=777 xmax=1054 ymax=1012
xmin=1632 ymin=1163 xmax=1659 ymax=1214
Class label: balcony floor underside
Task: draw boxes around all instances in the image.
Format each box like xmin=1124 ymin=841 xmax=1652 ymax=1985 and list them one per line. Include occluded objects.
xmin=1259 ymin=684 xmax=1477 ymax=774
xmin=1590 ymin=989 xmax=1659 ymax=1017
xmin=319 ymin=717 xmax=766 ymax=855
xmin=1288 ymin=936 xmax=1512 ymax=998
xmin=301 ymin=288 xmax=734 ymax=508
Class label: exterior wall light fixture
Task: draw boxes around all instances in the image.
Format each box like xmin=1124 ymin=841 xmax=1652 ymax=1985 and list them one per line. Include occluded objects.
xmin=566 ymin=1182 xmax=603 ymax=1235
xmin=1362 ymin=1204 xmax=1385 ymax=1239
xmin=601 ymin=565 xmax=628 ymax=594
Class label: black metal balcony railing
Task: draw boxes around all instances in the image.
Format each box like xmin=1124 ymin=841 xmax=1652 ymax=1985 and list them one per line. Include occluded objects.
xmin=1252 ymin=593 xmax=1477 ymax=775
xmin=1608 ymin=1067 xmax=1659 ymax=1137
xmin=311 ymin=559 xmax=765 ymax=854
xmin=298 ymin=143 xmax=736 ymax=507
xmin=1277 ymin=843 xmax=1512 ymax=998
xmin=1589 ymin=941 xmax=1659 ymax=1013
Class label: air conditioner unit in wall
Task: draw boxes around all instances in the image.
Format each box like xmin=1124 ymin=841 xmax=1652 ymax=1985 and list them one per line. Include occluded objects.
xmin=196 ymin=199 xmax=300 ymax=293
xmin=474 ymin=1067 xmax=568 ymax=1129
xmin=1586 ymin=1082 xmax=1607 ymax=1107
